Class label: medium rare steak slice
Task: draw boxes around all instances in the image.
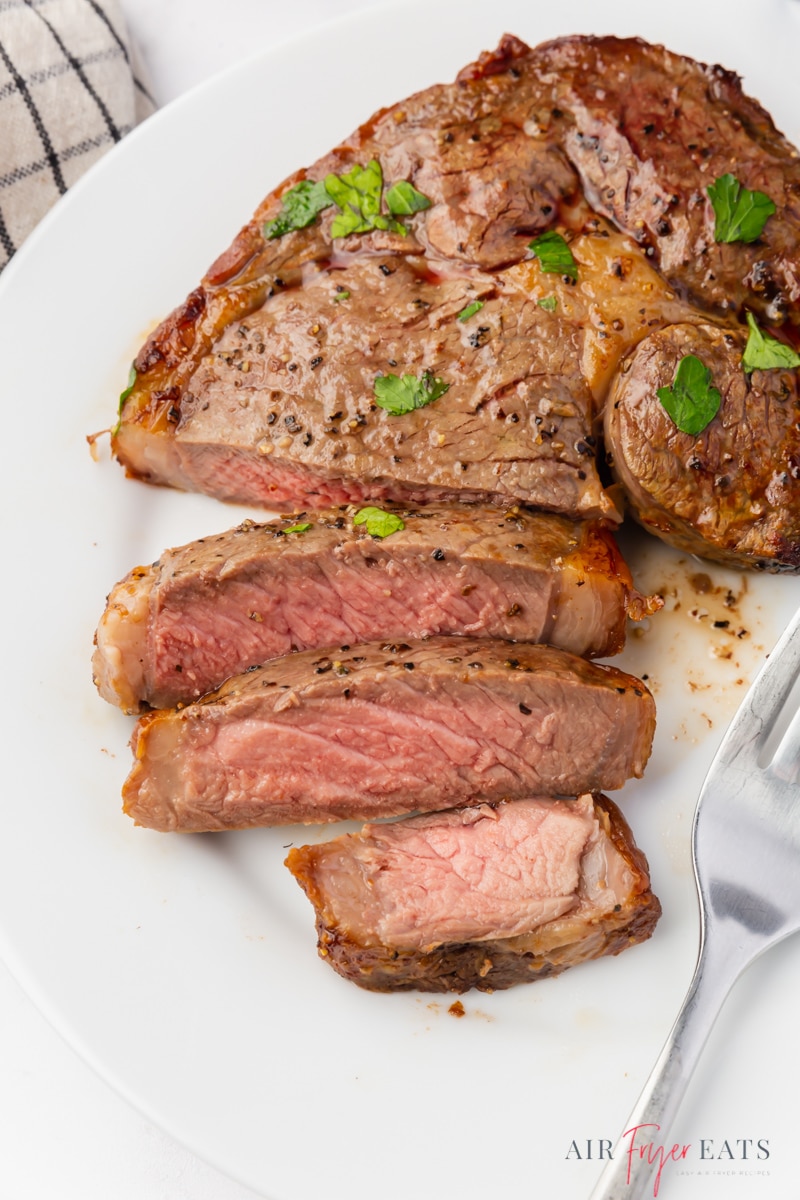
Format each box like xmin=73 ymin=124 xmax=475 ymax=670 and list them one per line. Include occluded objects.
xmin=605 ymin=322 xmax=800 ymax=570
xmin=113 ymin=256 xmax=614 ymax=518
xmin=93 ymin=504 xmax=659 ymax=713
xmin=286 ymin=794 xmax=661 ymax=993
xmin=122 ymin=638 xmax=655 ymax=832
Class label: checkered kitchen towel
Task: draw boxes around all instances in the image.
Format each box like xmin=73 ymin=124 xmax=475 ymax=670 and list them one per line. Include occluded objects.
xmin=0 ymin=0 xmax=155 ymax=271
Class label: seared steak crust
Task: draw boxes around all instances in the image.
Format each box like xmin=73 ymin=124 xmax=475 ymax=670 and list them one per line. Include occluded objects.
xmin=605 ymin=322 xmax=800 ymax=570
xmin=540 ymin=36 xmax=800 ymax=325
xmin=287 ymin=794 xmax=661 ymax=993
xmin=93 ymin=504 xmax=657 ymax=713
xmin=122 ymin=638 xmax=655 ymax=832
xmin=110 ymin=32 xmax=800 ymax=571
xmin=114 ymin=255 xmax=614 ymax=518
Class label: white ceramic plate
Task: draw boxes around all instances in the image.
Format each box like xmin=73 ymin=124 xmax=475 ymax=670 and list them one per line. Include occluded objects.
xmin=3 ymin=2 xmax=800 ymax=1197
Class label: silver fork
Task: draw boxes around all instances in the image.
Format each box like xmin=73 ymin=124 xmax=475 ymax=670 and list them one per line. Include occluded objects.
xmin=589 ymin=604 xmax=800 ymax=1200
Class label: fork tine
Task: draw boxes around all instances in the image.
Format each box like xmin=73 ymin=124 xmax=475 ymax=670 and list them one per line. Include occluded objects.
xmin=715 ymin=605 xmax=800 ymax=769
xmin=768 ymin=703 xmax=800 ymax=782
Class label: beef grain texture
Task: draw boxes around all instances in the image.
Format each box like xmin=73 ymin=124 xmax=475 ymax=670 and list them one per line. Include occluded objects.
xmin=122 ymin=637 xmax=656 ymax=831
xmin=93 ymin=503 xmax=659 ymax=712
xmin=286 ymin=793 xmax=661 ymax=993
xmin=606 ymin=322 xmax=800 ymax=570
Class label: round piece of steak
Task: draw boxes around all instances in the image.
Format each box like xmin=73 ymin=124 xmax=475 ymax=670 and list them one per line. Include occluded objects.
xmin=605 ymin=321 xmax=800 ymax=570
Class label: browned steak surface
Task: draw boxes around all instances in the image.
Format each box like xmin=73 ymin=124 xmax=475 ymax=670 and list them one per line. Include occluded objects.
xmin=114 ymin=255 xmax=614 ymax=518
xmin=539 ymin=37 xmax=800 ymax=325
xmin=111 ymin=31 xmax=800 ymax=570
xmin=122 ymin=637 xmax=655 ymax=832
xmin=286 ymin=793 xmax=661 ymax=993
xmin=605 ymin=322 xmax=800 ymax=570
xmin=94 ymin=504 xmax=658 ymax=713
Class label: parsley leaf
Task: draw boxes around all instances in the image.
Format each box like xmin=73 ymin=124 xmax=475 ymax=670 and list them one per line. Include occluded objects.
xmin=385 ymin=180 xmax=432 ymax=216
xmin=742 ymin=311 xmax=800 ymax=373
xmin=707 ymin=174 xmax=776 ymax=244
xmin=657 ymin=355 xmax=721 ymax=435
xmin=263 ymin=179 xmax=332 ymax=239
xmin=457 ymin=301 xmax=484 ymax=321
xmin=283 ymin=522 xmax=312 ymax=534
xmin=118 ymin=363 xmax=137 ymax=413
xmin=373 ymin=370 xmax=450 ymax=415
xmin=265 ymin=164 xmax=432 ymax=242
xmin=112 ymin=363 xmax=137 ymax=437
xmin=332 ymin=289 xmax=350 ymax=303
xmin=326 ymin=160 xmax=405 ymax=238
xmin=353 ymin=507 xmax=405 ymax=538
xmin=529 ymin=230 xmax=578 ymax=282
xmin=537 ymin=296 xmax=558 ymax=311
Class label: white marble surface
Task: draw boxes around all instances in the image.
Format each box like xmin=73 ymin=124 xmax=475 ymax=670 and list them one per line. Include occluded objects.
xmin=0 ymin=4 xmax=383 ymax=1198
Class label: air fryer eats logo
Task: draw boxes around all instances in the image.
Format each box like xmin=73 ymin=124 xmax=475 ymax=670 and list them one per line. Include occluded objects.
xmin=566 ymin=1125 xmax=770 ymax=1196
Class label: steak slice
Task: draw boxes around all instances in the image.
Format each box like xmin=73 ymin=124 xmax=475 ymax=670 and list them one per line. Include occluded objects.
xmin=93 ymin=504 xmax=659 ymax=713
xmin=113 ymin=255 xmax=614 ymax=518
xmin=122 ymin=638 xmax=655 ymax=832
xmin=286 ymin=793 xmax=661 ymax=993
xmin=605 ymin=321 xmax=800 ymax=570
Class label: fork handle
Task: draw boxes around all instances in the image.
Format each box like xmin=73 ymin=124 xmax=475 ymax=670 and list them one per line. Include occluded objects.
xmin=588 ymin=933 xmax=743 ymax=1200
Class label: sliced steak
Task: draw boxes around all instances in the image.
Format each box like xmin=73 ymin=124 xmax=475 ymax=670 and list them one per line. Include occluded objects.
xmin=93 ymin=504 xmax=658 ymax=713
xmin=605 ymin=322 xmax=800 ymax=570
xmin=286 ymin=793 xmax=661 ymax=993
xmin=114 ymin=255 xmax=615 ymax=519
xmin=122 ymin=637 xmax=655 ymax=832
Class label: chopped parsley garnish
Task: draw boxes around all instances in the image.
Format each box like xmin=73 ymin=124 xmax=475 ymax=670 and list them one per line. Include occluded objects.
xmin=373 ymin=369 xmax=450 ymax=415
xmin=657 ymin=354 xmax=721 ymax=435
xmin=537 ymin=296 xmax=558 ymax=311
xmin=457 ymin=300 xmax=484 ymax=321
xmin=385 ymin=180 xmax=432 ymax=216
xmin=263 ymin=179 xmax=332 ymax=239
xmin=707 ymin=174 xmax=776 ymax=244
xmin=742 ymin=311 xmax=800 ymax=373
xmin=283 ymin=522 xmax=312 ymax=534
xmin=264 ymin=164 xmax=431 ymax=241
xmin=118 ymin=363 xmax=137 ymax=412
xmin=326 ymin=160 xmax=395 ymax=237
xmin=353 ymin=507 xmax=405 ymax=538
xmin=266 ymin=164 xmax=431 ymax=241
xmin=332 ymin=289 xmax=351 ymax=303
xmin=528 ymin=230 xmax=578 ymax=282
xmin=112 ymin=364 xmax=137 ymax=436
xmin=326 ymin=160 xmax=422 ymax=238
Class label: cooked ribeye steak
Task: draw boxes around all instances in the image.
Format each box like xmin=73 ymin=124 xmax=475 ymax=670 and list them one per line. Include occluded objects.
xmin=122 ymin=637 xmax=655 ymax=832
xmin=112 ymin=30 xmax=800 ymax=529
xmin=286 ymin=793 xmax=661 ymax=993
xmin=93 ymin=504 xmax=659 ymax=713
xmin=605 ymin=322 xmax=800 ymax=570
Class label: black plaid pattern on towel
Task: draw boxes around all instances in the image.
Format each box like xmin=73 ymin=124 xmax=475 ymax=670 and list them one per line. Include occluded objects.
xmin=0 ymin=0 xmax=155 ymax=271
